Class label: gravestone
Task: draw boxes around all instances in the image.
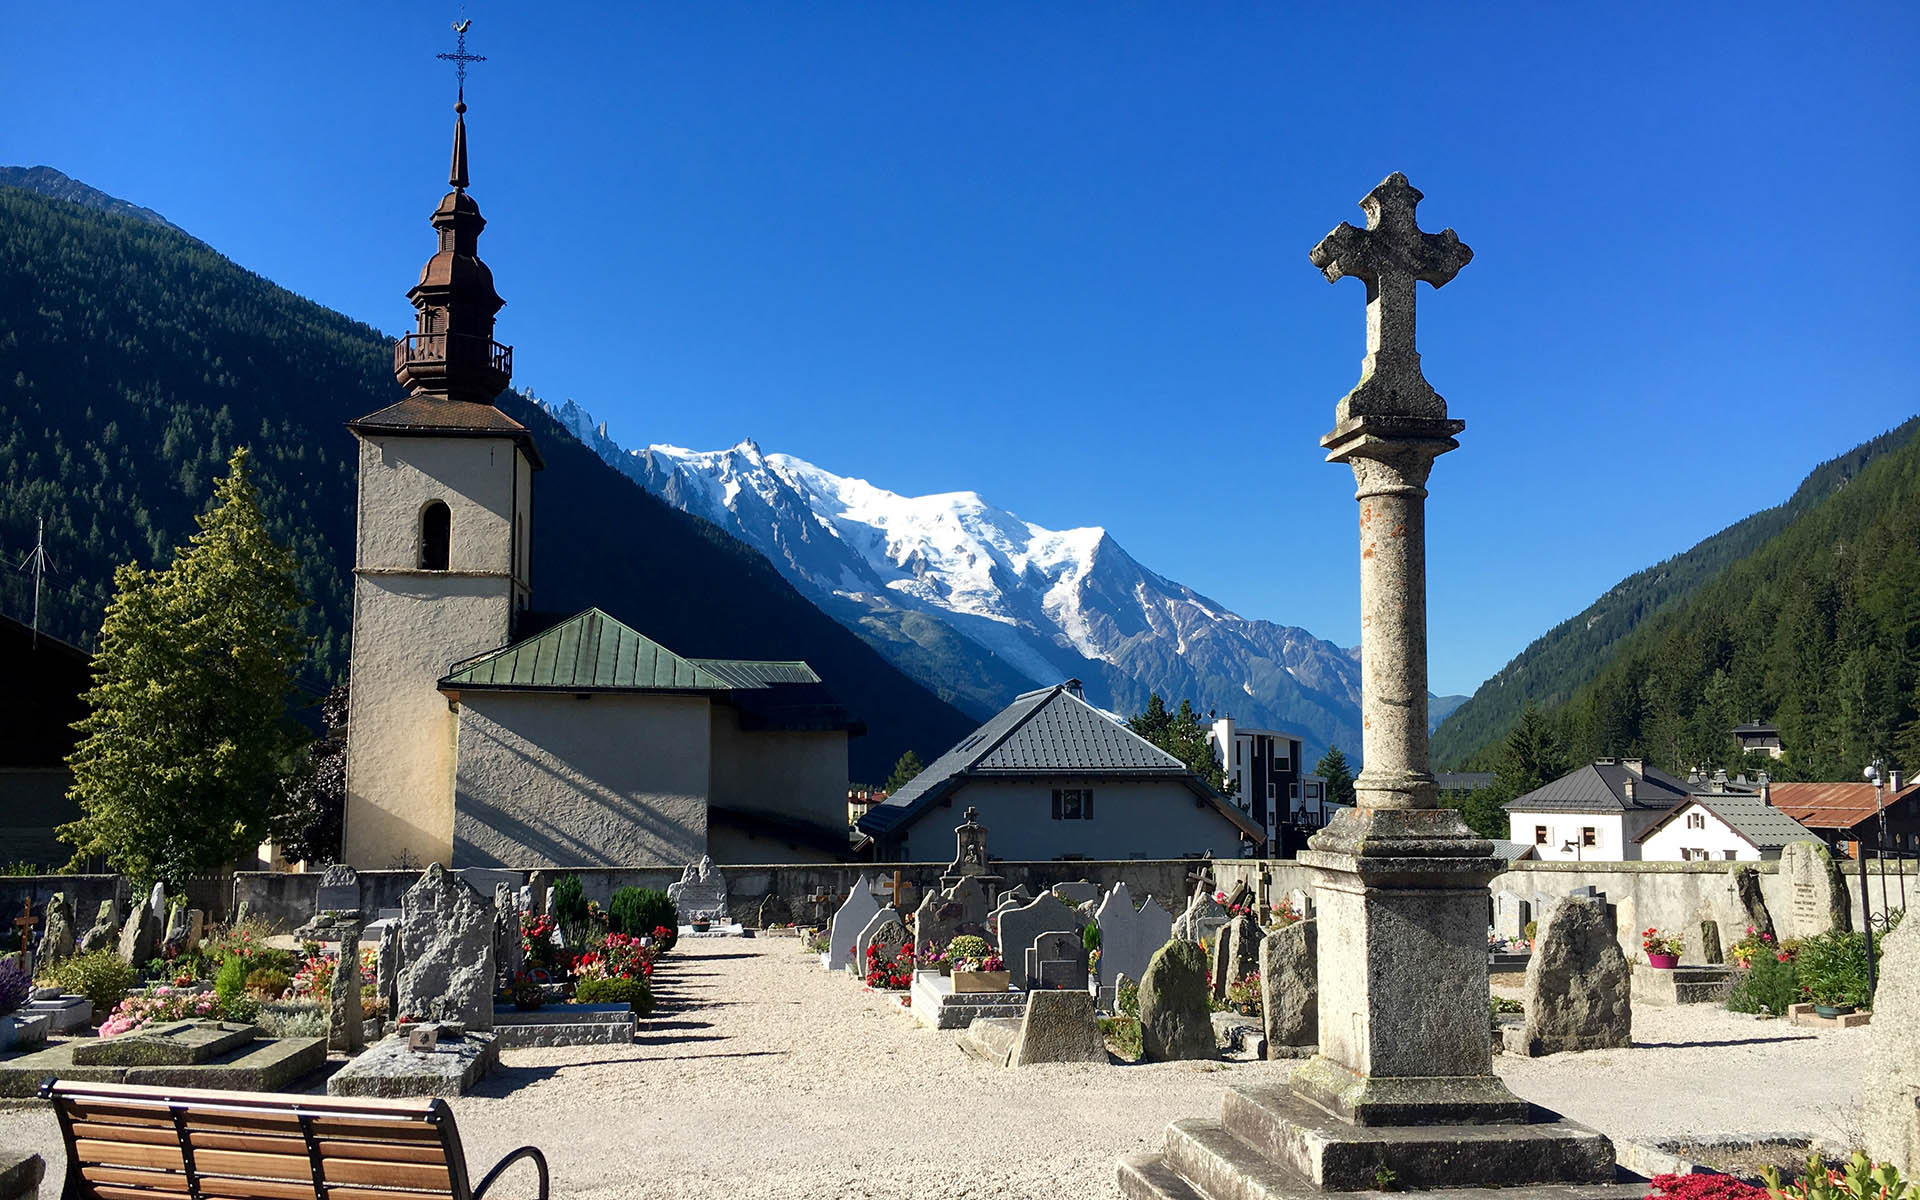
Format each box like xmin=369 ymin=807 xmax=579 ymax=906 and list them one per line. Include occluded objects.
xmin=1777 ymin=840 xmax=1850 ymax=941
xmin=1221 ymin=916 xmax=1265 ymax=1000
xmin=117 ymin=885 xmax=163 ymax=966
xmin=160 ymin=905 xmax=200 ymax=960
xmin=526 ymin=871 xmax=551 ymax=918
xmin=1864 ymin=907 xmax=1920 ymax=1175
xmin=79 ymin=898 xmax=119 ymax=954
xmin=1172 ymin=891 xmax=1227 ymax=944
xmin=1211 ymin=932 xmax=1232 ymax=1000
xmin=1223 ymin=879 xmax=1253 ymax=913
xmin=824 ymin=874 xmax=882 ymax=972
xmin=1138 ymin=939 xmax=1213 ymax=1062
xmin=330 ymin=926 xmax=365 ymax=1053
xmin=37 ymin=893 xmax=74 ymax=966
xmin=395 ymin=863 xmax=496 ymax=1030
xmin=1691 ymin=916 xmax=1724 ymax=965
xmin=1028 ymin=930 xmax=1089 ymax=991
xmin=668 ymin=856 xmax=731 ymax=924
xmin=998 ymin=894 xmax=1081 ymax=990
xmin=1494 ymin=892 xmax=1532 ymax=941
xmin=1093 ymin=884 xmax=1172 ymax=991
xmin=316 ymin=864 xmax=361 ymax=914
xmin=71 ymin=1020 xmax=258 ymax=1067
xmin=1508 ymin=895 xmax=1631 ymax=1057
xmin=854 ymin=909 xmax=907 ymax=975
xmin=757 ymin=892 xmax=792 ymax=929
xmin=1729 ymin=864 xmax=1776 ymax=941
xmin=1009 ymin=990 xmax=1108 ymax=1066
xmin=943 ymin=806 xmax=1000 ymax=889
xmin=995 ymin=884 xmax=1034 ymax=909
xmin=372 ymin=920 xmax=400 ymax=1016
xmin=1052 ymin=880 xmax=1100 ymax=906
xmin=494 ymin=883 xmax=523 ymax=981
xmin=1260 ymin=918 xmax=1317 ymax=1055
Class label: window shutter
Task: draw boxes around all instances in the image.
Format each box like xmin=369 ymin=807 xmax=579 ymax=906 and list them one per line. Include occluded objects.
xmin=1084 ymin=790 xmax=1094 ymax=820
xmin=1051 ymin=790 xmax=1062 ymax=821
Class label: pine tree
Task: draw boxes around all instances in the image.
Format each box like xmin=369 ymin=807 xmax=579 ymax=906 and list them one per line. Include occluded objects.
xmin=60 ymin=449 xmax=311 ymax=888
xmin=1128 ymin=696 xmax=1225 ymax=790
xmin=884 ymin=749 xmax=926 ymax=794
xmin=1314 ymin=745 xmax=1356 ymax=808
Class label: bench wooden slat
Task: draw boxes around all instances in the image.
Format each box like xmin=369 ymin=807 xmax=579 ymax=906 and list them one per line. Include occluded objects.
xmin=321 ymin=1155 xmax=452 ymax=1191
xmin=189 ymin=1148 xmax=314 ymax=1183
xmin=87 ymin=1185 xmax=192 ymax=1200
xmin=313 ymin=1139 xmax=451 ymax=1165
xmin=74 ymin=1139 xmax=184 ymax=1172
xmin=71 ymin=1122 xmax=179 ymax=1147
xmin=78 ymin=1164 xmax=190 ymax=1193
xmin=324 ymin=1189 xmax=463 ymax=1200
xmin=189 ymin=1175 xmax=321 ymax=1200
xmin=64 ymin=1101 xmax=184 ymax=1128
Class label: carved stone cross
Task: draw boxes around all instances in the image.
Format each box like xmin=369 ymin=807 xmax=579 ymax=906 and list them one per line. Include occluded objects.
xmin=1310 ymin=172 xmax=1472 ymax=424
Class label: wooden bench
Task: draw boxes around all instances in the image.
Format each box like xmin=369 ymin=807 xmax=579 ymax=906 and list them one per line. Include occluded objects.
xmin=41 ymin=1079 xmax=548 ymax=1200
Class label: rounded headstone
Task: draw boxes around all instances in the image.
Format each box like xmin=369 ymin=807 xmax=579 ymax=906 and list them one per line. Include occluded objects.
xmin=1139 ymin=939 xmax=1214 ymax=1062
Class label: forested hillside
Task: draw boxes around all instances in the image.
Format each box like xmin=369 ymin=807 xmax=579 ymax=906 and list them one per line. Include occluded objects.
xmin=1456 ymin=431 xmax=1920 ymax=779
xmin=1433 ymin=418 xmax=1920 ymax=767
xmin=0 ymin=183 xmax=976 ymax=778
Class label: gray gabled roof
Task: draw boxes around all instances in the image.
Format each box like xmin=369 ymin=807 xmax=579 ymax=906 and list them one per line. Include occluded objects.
xmin=1635 ymin=793 xmax=1817 ymax=851
xmin=1506 ymin=761 xmax=1693 ymax=814
xmin=857 ymin=683 xmax=1261 ymax=840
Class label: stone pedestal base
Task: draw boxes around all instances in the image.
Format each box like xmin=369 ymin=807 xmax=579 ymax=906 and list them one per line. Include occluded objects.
xmin=1289 ymin=1055 xmax=1530 ymax=1128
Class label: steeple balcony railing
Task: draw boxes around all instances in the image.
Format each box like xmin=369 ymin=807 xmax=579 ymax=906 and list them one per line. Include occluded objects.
xmin=393 ymin=331 xmax=513 ymax=378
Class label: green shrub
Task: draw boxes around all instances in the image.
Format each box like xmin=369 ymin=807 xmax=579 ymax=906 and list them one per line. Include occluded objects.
xmin=245 ymin=968 xmax=290 ymax=999
xmin=255 ymin=1000 xmax=325 ymax=1038
xmin=1082 ymin=924 xmax=1102 ymax=952
xmin=608 ymin=888 xmax=678 ymax=946
xmin=214 ymin=955 xmax=259 ymax=1022
xmin=1796 ymin=930 xmax=1873 ymax=1009
xmin=574 ymin=975 xmax=653 ymax=1015
xmin=48 ymin=950 xmax=138 ymax=1020
xmin=553 ymin=874 xmax=588 ymax=941
xmin=1117 ymin=977 xmax=1140 ymax=1019
xmin=946 ymin=935 xmax=991 ymax=964
xmin=1490 ymin=995 xmax=1523 ymax=1015
xmin=1522 ymin=920 xmax=1538 ymax=941
xmin=1728 ymin=953 xmax=1801 ymax=1015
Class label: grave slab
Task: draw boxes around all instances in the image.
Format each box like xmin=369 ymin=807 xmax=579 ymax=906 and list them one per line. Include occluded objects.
xmin=23 ymin=994 xmax=90 ymax=1033
xmin=0 ymin=1032 xmax=324 ymax=1098
xmin=0 ymin=1013 xmax=50 ymax=1055
xmin=909 ymin=971 xmax=1024 ymax=1030
xmin=71 ymin=1020 xmax=257 ymax=1067
xmin=491 ymin=1003 xmax=637 ymax=1048
xmin=1631 ymin=962 xmax=1735 ymax=1006
xmin=326 ymin=1028 xmax=498 ymax=1097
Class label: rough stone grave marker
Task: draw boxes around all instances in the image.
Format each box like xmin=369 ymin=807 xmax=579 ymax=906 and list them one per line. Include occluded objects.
xmin=1139 ymin=939 xmax=1213 ymax=1062
xmin=1864 ymin=906 xmax=1920 ymax=1174
xmin=331 ymin=925 xmax=366 ymax=1053
xmin=855 ymin=909 xmax=907 ymax=975
xmin=1172 ymin=891 xmax=1226 ymax=944
xmin=1260 ymin=918 xmax=1316 ymax=1055
xmin=1507 ymin=894 xmax=1631 ymax=1057
xmin=316 ymin=864 xmax=361 ymax=914
xmin=37 ymin=894 xmax=74 ymax=966
xmin=395 ymin=863 xmax=496 ymax=1030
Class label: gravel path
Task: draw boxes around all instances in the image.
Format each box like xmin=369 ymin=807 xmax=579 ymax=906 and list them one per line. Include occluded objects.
xmin=0 ymin=939 xmax=1870 ymax=1199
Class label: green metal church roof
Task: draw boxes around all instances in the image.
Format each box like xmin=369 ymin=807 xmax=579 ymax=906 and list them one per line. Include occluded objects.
xmin=441 ymin=608 xmax=819 ymax=693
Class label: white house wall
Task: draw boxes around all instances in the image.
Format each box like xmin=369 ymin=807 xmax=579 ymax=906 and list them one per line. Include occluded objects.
xmin=451 ymin=691 xmax=711 ymax=868
xmin=896 ymin=778 xmax=1245 ymax=861
xmin=1507 ymin=809 xmax=1664 ymax=863
xmin=1640 ymin=805 xmax=1762 ymax=862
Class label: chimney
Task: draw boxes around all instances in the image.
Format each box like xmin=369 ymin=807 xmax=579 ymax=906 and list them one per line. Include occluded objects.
xmin=1712 ymin=767 xmax=1728 ymax=793
xmin=1621 ymin=758 xmax=1645 ymax=779
xmin=1894 ymin=769 xmax=1906 ymax=793
xmin=1760 ymin=779 xmax=1772 ymax=806
xmin=1623 ymin=779 xmax=1637 ymax=804
xmin=1062 ymin=678 xmax=1083 ymax=698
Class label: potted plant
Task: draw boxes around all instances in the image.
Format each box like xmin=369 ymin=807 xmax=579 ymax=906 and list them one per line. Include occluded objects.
xmin=946 ymin=936 xmax=1008 ymax=993
xmin=1642 ymin=927 xmax=1683 ymax=969
xmin=1796 ymin=930 xmax=1870 ymax=1016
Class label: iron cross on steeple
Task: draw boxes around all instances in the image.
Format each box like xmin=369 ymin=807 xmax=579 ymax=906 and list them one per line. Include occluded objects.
xmin=437 ymin=19 xmax=486 ymax=101
xmin=1309 ymin=173 xmax=1472 ymax=424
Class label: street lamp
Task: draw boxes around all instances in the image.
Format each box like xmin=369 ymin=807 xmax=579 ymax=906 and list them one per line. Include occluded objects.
xmin=1861 ymin=759 xmax=1887 ymax=992
xmin=1865 ymin=759 xmax=1889 ymax=850
xmin=1561 ymin=838 xmax=1582 ymax=864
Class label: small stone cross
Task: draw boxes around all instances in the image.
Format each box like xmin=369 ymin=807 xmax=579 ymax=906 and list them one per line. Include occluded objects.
xmin=1310 ymin=172 xmax=1472 ymax=421
xmin=963 ymin=807 xmax=980 ymax=825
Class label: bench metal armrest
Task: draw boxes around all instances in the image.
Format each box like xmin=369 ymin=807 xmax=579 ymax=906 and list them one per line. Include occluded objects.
xmin=473 ymin=1145 xmax=549 ymax=1200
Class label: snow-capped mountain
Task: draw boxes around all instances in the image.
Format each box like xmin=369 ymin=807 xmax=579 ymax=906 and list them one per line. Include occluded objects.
xmin=547 ymin=399 xmax=1368 ymax=759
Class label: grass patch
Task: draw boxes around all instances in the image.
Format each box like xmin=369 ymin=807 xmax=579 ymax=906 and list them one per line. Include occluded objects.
xmin=1100 ymin=1016 xmax=1142 ymax=1063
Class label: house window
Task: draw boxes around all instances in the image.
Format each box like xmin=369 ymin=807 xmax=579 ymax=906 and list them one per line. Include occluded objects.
xmin=1687 ymin=812 xmax=1705 ymax=830
xmin=1723 ymin=849 xmax=1738 ymax=861
xmin=1304 ymin=782 xmax=1322 ymax=801
xmin=420 ymin=501 xmax=451 ymax=571
xmin=1235 ymin=743 xmax=1242 ymax=765
xmin=1266 ymin=781 xmax=1277 ymax=801
xmin=1052 ymin=789 xmax=1094 ymax=821
xmin=1534 ymin=825 xmax=1548 ymax=845
xmin=1581 ymin=827 xmax=1597 ymax=848
xmin=1273 ymin=740 xmax=1290 ymax=771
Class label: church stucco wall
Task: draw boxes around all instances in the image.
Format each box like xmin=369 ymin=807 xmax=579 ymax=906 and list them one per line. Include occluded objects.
xmin=451 ymin=691 xmax=711 ymax=868
xmin=343 ymin=434 xmax=528 ymax=869
xmin=895 ymin=778 xmax=1245 ymax=862
xmin=706 ymin=706 xmax=848 ymax=835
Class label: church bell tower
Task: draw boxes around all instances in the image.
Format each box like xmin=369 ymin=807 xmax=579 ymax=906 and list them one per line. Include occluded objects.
xmin=341 ymin=50 xmax=541 ymax=869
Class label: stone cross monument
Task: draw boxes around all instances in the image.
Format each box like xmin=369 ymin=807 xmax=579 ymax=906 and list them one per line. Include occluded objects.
xmin=1275 ymin=177 xmax=1610 ymax=1189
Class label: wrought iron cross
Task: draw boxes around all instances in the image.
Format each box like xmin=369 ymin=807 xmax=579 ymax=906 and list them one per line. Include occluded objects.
xmin=1309 ymin=173 xmax=1471 ymax=418
xmin=437 ymin=19 xmax=486 ymax=99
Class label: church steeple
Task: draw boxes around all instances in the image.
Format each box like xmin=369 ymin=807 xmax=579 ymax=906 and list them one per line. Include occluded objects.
xmin=393 ymin=76 xmax=511 ymax=405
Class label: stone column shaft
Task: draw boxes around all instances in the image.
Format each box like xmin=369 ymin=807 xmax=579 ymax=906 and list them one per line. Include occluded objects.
xmin=1351 ymin=450 xmax=1437 ymax=810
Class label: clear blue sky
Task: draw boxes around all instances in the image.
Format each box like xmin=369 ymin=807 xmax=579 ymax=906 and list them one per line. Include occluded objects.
xmin=6 ymin=3 xmax=1917 ymax=696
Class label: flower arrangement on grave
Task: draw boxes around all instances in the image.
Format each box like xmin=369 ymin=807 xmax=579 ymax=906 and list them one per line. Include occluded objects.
xmin=915 ymin=943 xmax=949 ymax=972
xmin=1645 ymin=1172 xmax=1768 ymax=1200
xmin=944 ymin=936 xmax=991 ymax=972
xmin=1729 ymin=926 xmax=1791 ymax=968
xmin=510 ymin=971 xmax=545 ymax=1011
xmin=1269 ymin=896 xmax=1303 ymax=927
xmin=287 ymin=945 xmax=379 ymax=1001
xmin=99 ymin=985 xmax=223 ymax=1037
xmin=1212 ymin=889 xmax=1257 ymax=920
xmin=1223 ymin=972 xmax=1262 ymax=1019
xmin=864 ymin=941 xmax=915 ymax=990
xmin=1761 ymin=1149 xmax=1912 ymax=1200
xmin=1641 ymin=928 xmax=1684 ymax=964
xmin=520 ymin=913 xmax=558 ymax=972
